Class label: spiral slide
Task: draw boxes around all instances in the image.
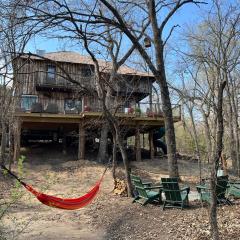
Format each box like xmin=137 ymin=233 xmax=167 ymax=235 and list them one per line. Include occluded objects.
xmin=152 ymin=127 xmax=167 ymax=154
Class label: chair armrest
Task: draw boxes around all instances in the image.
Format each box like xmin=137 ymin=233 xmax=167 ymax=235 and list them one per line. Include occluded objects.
xmin=142 ymin=181 xmax=152 ymax=186
xmin=230 ymin=184 xmax=240 ymax=190
xmin=229 ymin=181 xmax=240 ymax=185
xmin=145 ymin=185 xmax=162 ymax=190
xmin=180 ymin=186 xmax=190 ymax=194
xmin=196 ymin=185 xmax=207 ymax=189
xmin=196 ymin=185 xmax=209 ymax=193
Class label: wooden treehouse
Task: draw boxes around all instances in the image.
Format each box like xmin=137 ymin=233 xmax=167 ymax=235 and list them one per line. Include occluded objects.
xmin=13 ymin=51 xmax=181 ymax=161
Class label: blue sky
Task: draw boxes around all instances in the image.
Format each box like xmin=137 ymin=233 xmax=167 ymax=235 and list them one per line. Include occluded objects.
xmin=26 ymin=1 xmax=210 ymax=55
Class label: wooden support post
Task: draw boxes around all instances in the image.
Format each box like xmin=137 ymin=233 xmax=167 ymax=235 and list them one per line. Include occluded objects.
xmin=62 ymin=134 xmax=67 ymax=155
xmin=135 ymin=126 xmax=141 ymax=161
xmin=149 ymin=130 xmax=154 ymax=160
xmin=13 ymin=120 xmax=21 ymax=163
xmin=142 ymin=133 xmax=145 ymax=149
xmin=78 ymin=123 xmax=85 ymax=160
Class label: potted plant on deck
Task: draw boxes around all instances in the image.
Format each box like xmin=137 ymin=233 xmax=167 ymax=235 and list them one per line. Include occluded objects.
xmin=84 ymin=105 xmax=91 ymax=112
xmin=135 ymin=107 xmax=141 ymax=116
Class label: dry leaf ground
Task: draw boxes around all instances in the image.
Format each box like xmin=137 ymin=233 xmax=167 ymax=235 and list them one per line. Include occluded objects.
xmin=1 ymin=143 xmax=240 ymax=240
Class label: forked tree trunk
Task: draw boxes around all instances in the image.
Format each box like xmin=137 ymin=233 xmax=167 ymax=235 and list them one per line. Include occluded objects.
xmin=209 ymin=81 xmax=226 ymax=240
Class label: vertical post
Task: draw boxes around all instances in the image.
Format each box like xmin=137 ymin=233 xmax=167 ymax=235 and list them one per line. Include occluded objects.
xmin=135 ymin=125 xmax=141 ymax=161
xmin=149 ymin=130 xmax=154 ymax=160
xmin=62 ymin=133 xmax=67 ymax=155
xmin=142 ymin=133 xmax=145 ymax=149
xmin=13 ymin=119 xmax=21 ymax=163
xmin=78 ymin=123 xmax=85 ymax=160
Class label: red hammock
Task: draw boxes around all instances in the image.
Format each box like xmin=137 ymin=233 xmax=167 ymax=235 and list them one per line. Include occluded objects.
xmin=1 ymin=165 xmax=106 ymax=210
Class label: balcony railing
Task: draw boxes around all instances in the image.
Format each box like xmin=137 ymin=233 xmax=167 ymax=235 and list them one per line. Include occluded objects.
xmin=34 ymin=71 xmax=151 ymax=95
xmin=18 ymin=96 xmax=181 ymax=120
xmin=35 ymin=71 xmax=96 ymax=91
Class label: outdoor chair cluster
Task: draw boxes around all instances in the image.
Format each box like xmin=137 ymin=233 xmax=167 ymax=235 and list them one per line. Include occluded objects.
xmin=131 ymin=174 xmax=240 ymax=210
xmin=196 ymin=176 xmax=232 ymax=205
xmin=130 ymin=174 xmax=190 ymax=210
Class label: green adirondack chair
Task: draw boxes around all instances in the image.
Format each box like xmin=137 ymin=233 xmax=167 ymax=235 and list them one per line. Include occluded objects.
xmin=196 ymin=175 xmax=231 ymax=205
xmin=227 ymin=180 xmax=240 ymax=198
xmin=132 ymin=178 xmax=162 ymax=206
xmin=161 ymin=178 xmax=190 ymax=210
xmin=130 ymin=174 xmax=152 ymax=188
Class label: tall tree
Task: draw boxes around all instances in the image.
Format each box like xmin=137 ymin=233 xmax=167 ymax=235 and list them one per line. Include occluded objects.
xmin=94 ymin=0 xmax=207 ymax=177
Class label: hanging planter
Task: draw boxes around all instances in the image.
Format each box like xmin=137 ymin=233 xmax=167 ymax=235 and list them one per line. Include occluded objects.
xmin=144 ymin=37 xmax=151 ymax=48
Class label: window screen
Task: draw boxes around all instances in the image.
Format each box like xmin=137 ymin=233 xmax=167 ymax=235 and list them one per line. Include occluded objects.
xmin=21 ymin=95 xmax=38 ymax=110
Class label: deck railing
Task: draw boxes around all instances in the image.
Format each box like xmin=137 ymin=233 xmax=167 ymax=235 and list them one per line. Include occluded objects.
xmin=18 ymin=95 xmax=181 ymax=120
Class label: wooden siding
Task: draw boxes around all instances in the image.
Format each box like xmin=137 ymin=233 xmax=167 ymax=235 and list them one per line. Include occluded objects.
xmin=14 ymin=57 xmax=151 ymax=113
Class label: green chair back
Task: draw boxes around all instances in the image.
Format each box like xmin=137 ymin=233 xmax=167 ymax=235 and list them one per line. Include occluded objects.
xmin=216 ymin=175 xmax=228 ymax=199
xmin=133 ymin=179 xmax=148 ymax=199
xmin=130 ymin=174 xmax=141 ymax=183
xmin=161 ymin=178 xmax=182 ymax=202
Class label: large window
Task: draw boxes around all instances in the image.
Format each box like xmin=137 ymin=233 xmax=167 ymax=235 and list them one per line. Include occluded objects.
xmin=64 ymin=99 xmax=82 ymax=113
xmin=47 ymin=65 xmax=56 ymax=82
xmin=21 ymin=95 xmax=38 ymax=111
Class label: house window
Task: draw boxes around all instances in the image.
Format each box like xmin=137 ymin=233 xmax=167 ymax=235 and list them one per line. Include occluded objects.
xmin=64 ymin=99 xmax=82 ymax=113
xmin=21 ymin=95 xmax=38 ymax=111
xmin=82 ymin=67 xmax=92 ymax=77
xmin=47 ymin=65 xmax=56 ymax=81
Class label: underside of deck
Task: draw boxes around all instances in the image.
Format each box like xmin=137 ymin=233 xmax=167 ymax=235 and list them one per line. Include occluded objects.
xmin=14 ymin=111 xmax=181 ymax=162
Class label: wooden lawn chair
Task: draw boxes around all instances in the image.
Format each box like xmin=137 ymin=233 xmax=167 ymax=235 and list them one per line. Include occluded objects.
xmin=161 ymin=177 xmax=190 ymax=210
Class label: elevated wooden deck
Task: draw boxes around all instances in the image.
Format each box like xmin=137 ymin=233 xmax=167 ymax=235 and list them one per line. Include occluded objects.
xmin=15 ymin=111 xmax=181 ymax=127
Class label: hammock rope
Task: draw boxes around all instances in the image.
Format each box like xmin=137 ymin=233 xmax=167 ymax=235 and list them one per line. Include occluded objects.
xmin=1 ymin=164 xmax=108 ymax=210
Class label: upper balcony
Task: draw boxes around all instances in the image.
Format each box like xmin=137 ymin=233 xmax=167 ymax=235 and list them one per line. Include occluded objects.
xmin=35 ymin=71 xmax=95 ymax=92
xmin=34 ymin=70 xmax=151 ymax=99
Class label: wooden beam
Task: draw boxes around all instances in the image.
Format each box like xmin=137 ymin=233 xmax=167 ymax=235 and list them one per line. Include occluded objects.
xmin=78 ymin=123 xmax=85 ymax=160
xmin=149 ymin=130 xmax=154 ymax=160
xmin=13 ymin=120 xmax=21 ymax=162
xmin=135 ymin=125 xmax=141 ymax=161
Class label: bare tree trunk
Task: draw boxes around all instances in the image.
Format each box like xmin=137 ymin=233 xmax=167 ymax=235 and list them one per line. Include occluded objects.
xmin=8 ymin=123 xmax=14 ymax=170
xmin=0 ymin=121 xmax=7 ymax=165
xmin=231 ymin=100 xmax=240 ymax=176
xmin=153 ymin=26 xmax=178 ymax=177
xmin=13 ymin=120 xmax=21 ymax=163
xmin=225 ymin=87 xmax=238 ymax=172
xmin=112 ymin=132 xmax=117 ymax=188
xmin=200 ymin=107 xmax=212 ymax=163
xmin=209 ymin=81 xmax=226 ymax=240
xmin=156 ymin=71 xmax=178 ymax=177
xmin=97 ymin=124 xmax=109 ymax=163
xmin=189 ymin=108 xmax=202 ymax=182
xmin=115 ymin=127 xmax=132 ymax=196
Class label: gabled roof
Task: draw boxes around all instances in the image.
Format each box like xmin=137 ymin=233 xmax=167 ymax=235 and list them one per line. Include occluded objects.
xmin=21 ymin=51 xmax=154 ymax=78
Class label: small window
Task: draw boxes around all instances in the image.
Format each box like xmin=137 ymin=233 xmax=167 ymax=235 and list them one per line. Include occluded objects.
xmin=21 ymin=95 xmax=38 ymax=111
xmin=64 ymin=99 xmax=82 ymax=112
xmin=82 ymin=68 xmax=92 ymax=77
xmin=47 ymin=65 xmax=56 ymax=80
